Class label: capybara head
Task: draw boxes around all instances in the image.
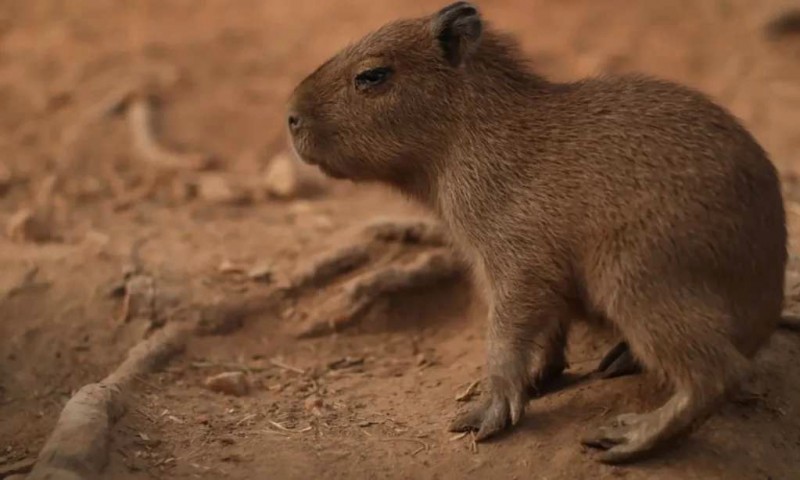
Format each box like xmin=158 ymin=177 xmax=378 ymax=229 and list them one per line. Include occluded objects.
xmin=287 ymin=2 xmax=486 ymax=184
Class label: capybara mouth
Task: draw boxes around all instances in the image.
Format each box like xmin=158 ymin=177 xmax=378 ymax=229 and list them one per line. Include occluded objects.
xmin=293 ymin=148 xmax=345 ymax=179
xmin=316 ymin=161 xmax=349 ymax=180
xmin=288 ymin=136 xmax=317 ymax=165
xmin=290 ymin=139 xmax=350 ymax=180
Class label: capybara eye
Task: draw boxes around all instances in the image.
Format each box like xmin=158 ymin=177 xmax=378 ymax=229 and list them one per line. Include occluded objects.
xmin=354 ymin=67 xmax=393 ymax=91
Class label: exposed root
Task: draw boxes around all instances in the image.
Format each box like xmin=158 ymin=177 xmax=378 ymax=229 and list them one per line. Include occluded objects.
xmin=347 ymin=249 xmax=460 ymax=300
xmin=294 ymin=249 xmax=461 ymax=338
xmin=194 ymin=293 xmax=281 ymax=335
xmin=103 ymin=79 xmax=216 ymax=209
xmin=277 ymin=218 xmax=466 ymax=338
xmin=98 ymin=69 xmax=214 ymax=172
xmin=28 ymin=322 xmax=191 ymax=480
xmin=19 ymin=214 xmax=461 ymax=476
xmin=116 ymin=273 xmax=157 ymax=324
xmin=52 ymin=71 xmax=217 ymax=210
xmin=288 ymin=244 xmax=372 ymax=293
xmin=0 ymin=458 xmax=36 ymax=479
xmin=111 ymin=240 xmax=178 ymax=331
xmin=362 ymin=217 xmax=448 ymax=246
xmin=109 ymin=323 xmax=191 ymax=384
xmin=126 ymin=95 xmax=216 ymax=171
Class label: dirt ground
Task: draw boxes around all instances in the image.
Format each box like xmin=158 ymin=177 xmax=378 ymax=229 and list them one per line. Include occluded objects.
xmin=2 ymin=0 xmax=800 ymax=479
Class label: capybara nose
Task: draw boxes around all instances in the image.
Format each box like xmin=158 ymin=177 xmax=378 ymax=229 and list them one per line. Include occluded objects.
xmin=287 ymin=112 xmax=302 ymax=133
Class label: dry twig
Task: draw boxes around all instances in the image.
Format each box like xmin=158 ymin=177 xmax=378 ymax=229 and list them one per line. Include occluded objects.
xmin=378 ymin=437 xmax=429 ymax=456
xmin=455 ymin=380 xmax=481 ymax=402
xmin=270 ymin=358 xmax=306 ymax=375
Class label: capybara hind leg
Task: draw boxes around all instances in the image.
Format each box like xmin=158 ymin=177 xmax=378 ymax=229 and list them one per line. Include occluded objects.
xmin=583 ymin=305 xmax=748 ymax=463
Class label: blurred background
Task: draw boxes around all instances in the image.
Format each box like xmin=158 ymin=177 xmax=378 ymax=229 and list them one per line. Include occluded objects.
xmin=1 ymin=1 xmax=800 ymax=479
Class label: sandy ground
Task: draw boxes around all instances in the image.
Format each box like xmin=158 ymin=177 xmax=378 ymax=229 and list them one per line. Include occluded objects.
xmin=2 ymin=1 xmax=800 ymax=478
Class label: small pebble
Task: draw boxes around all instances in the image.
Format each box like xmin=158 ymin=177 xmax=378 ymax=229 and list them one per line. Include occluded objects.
xmin=263 ymin=152 xmax=327 ymax=199
xmin=304 ymin=395 xmax=324 ymax=416
xmin=247 ymin=263 xmax=273 ymax=283
xmin=204 ymin=371 xmax=249 ymax=396
xmin=416 ymin=353 xmax=430 ymax=366
xmin=196 ymin=174 xmax=250 ymax=205
xmin=310 ymin=214 xmax=335 ymax=231
xmin=263 ymin=153 xmax=298 ymax=198
xmin=218 ymin=259 xmax=244 ymax=274
xmin=289 ymin=201 xmax=314 ymax=215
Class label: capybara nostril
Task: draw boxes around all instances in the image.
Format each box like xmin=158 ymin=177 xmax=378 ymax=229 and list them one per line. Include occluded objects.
xmin=287 ymin=112 xmax=302 ymax=132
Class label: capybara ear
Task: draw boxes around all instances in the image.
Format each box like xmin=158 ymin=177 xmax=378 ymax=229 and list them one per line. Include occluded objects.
xmin=431 ymin=2 xmax=483 ymax=67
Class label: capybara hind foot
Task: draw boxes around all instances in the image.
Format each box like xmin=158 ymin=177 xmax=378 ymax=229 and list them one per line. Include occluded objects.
xmin=582 ymin=372 xmax=735 ymax=464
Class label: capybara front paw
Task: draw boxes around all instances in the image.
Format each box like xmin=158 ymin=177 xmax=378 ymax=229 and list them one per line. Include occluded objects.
xmin=449 ymin=382 xmax=526 ymax=441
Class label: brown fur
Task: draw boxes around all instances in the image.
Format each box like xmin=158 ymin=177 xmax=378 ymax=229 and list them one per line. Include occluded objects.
xmin=287 ymin=2 xmax=787 ymax=464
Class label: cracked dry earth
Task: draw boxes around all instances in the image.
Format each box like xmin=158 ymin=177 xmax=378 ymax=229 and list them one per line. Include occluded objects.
xmin=2 ymin=1 xmax=800 ymax=479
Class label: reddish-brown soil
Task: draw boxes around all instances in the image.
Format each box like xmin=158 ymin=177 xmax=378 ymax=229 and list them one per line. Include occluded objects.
xmin=2 ymin=1 xmax=800 ymax=479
